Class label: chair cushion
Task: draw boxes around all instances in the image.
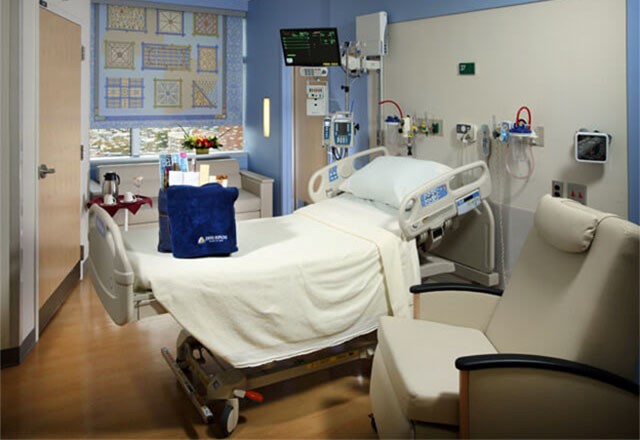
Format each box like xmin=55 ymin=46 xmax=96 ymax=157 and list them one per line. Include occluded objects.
xmin=534 ymin=195 xmax=612 ymax=253
xmin=377 ymin=316 xmax=497 ymax=426
xmin=235 ymin=188 xmax=261 ymax=214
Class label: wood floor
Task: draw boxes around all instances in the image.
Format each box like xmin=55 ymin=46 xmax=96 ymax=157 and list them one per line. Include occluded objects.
xmin=1 ymin=279 xmax=377 ymax=439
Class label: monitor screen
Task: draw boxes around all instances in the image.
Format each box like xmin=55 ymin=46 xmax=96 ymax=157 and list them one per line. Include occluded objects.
xmin=576 ymin=132 xmax=608 ymax=163
xmin=280 ymin=28 xmax=340 ymax=67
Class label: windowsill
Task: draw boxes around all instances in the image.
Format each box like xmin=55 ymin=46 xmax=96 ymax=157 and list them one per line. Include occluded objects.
xmin=90 ymin=150 xmax=247 ymax=166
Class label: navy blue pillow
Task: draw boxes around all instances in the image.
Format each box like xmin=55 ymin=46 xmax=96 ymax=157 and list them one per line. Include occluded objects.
xmin=157 ymin=188 xmax=172 ymax=253
xmin=166 ymin=183 xmax=239 ymax=258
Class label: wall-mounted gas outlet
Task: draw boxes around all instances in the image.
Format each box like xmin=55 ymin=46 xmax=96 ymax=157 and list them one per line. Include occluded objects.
xmin=552 ymin=180 xmax=564 ymax=198
xmin=567 ymin=182 xmax=587 ymax=205
xmin=427 ymin=119 xmax=444 ymax=136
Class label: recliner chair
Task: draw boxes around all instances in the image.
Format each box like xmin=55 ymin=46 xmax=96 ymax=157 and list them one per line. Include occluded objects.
xmin=370 ymin=195 xmax=639 ymax=438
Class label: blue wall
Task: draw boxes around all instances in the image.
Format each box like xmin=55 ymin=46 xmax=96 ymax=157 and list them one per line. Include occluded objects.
xmin=245 ymin=0 xmax=639 ymax=217
xmin=244 ymin=0 xmax=330 ymax=214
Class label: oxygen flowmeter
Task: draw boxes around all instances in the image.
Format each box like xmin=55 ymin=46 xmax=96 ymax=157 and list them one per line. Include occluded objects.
xmin=323 ymin=111 xmax=355 ymax=149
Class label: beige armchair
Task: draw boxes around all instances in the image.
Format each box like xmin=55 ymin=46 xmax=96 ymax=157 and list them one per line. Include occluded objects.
xmin=370 ymin=195 xmax=639 ymax=439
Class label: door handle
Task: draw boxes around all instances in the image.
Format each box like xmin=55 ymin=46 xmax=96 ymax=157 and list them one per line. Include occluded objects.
xmin=39 ymin=164 xmax=56 ymax=179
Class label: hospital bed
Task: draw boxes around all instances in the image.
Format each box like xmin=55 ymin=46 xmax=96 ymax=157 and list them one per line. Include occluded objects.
xmin=87 ymin=147 xmax=492 ymax=436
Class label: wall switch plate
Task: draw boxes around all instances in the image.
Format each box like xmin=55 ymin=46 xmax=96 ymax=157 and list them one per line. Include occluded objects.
xmin=567 ymin=182 xmax=587 ymax=205
xmin=552 ymin=180 xmax=564 ymax=198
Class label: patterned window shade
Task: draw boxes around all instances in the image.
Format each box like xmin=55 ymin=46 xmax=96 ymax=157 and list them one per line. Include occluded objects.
xmin=91 ymin=3 xmax=243 ymax=135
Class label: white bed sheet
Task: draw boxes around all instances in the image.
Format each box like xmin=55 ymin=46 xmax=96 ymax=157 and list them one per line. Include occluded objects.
xmin=122 ymin=194 xmax=420 ymax=368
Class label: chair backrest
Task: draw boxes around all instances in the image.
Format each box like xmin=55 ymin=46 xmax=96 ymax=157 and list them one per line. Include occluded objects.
xmin=486 ymin=195 xmax=639 ymax=381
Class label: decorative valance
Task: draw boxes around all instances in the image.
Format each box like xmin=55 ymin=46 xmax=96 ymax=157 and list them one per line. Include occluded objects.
xmin=91 ymin=2 xmax=243 ymax=129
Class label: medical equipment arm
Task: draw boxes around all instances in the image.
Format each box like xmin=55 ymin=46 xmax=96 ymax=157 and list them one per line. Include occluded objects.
xmin=87 ymin=204 xmax=136 ymax=325
xmin=398 ymin=161 xmax=491 ymax=240
xmin=308 ymin=146 xmax=388 ymax=203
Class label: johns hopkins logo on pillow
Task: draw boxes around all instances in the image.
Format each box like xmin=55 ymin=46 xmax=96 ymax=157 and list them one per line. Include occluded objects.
xmin=197 ymin=235 xmax=228 ymax=245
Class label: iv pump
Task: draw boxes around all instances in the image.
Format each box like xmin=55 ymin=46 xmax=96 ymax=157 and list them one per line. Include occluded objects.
xmin=323 ymin=111 xmax=355 ymax=149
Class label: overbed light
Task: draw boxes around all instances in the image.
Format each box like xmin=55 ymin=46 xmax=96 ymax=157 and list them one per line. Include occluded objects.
xmin=263 ymin=97 xmax=271 ymax=138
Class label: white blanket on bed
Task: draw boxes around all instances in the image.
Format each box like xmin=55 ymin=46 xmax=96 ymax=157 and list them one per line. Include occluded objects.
xmin=124 ymin=195 xmax=420 ymax=368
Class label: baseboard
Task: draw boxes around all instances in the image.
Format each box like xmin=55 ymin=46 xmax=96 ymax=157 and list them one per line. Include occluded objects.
xmin=1 ymin=328 xmax=36 ymax=369
xmin=39 ymin=261 xmax=81 ymax=334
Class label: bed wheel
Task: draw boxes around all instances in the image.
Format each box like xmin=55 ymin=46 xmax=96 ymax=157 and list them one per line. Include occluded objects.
xmin=219 ymin=398 xmax=239 ymax=437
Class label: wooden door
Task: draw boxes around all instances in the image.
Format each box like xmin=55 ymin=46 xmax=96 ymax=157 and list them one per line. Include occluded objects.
xmin=38 ymin=8 xmax=81 ymax=310
xmin=293 ymin=68 xmax=327 ymax=207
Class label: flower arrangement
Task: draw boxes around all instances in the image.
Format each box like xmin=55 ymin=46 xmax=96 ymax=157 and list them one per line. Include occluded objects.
xmin=179 ymin=126 xmax=230 ymax=154
xmin=183 ymin=134 xmax=221 ymax=152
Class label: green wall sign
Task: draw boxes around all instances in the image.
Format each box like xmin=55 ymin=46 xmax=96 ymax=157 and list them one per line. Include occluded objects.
xmin=459 ymin=62 xmax=476 ymax=75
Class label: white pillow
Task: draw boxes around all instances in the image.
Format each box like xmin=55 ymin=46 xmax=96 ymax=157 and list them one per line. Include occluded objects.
xmin=339 ymin=156 xmax=452 ymax=208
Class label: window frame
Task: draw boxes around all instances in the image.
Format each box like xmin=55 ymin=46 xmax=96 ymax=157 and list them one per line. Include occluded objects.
xmin=89 ymin=2 xmax=246 ymax=161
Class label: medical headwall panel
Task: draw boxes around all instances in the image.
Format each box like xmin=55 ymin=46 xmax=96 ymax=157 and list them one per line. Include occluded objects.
xmin=91 ymin=2 xmax=243 ymax=129
xmin=382 ymin=0 xmax=628 ymax=218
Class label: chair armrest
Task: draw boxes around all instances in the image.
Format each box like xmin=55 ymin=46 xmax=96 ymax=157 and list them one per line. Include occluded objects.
xmin=410 ymin=283 xmax=503 ymax=296
xmin=457 ymin=354 xmax=639 ymax=392
xmin=457 ymin=353 xmax=639 ymax=439
xmin=411 ymin=283 xmax=502 ymax=330
xmin=240 ymin=170 xmax=274 ymax=218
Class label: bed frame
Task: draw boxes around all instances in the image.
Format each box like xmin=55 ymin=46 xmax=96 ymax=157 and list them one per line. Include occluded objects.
xmin=309 ymin=147 xmax=497 ymax=285
xmin=88 ymin=203 xmax=376 ymax=435
xmin=87 ymin=147 xmax=496 ymax=436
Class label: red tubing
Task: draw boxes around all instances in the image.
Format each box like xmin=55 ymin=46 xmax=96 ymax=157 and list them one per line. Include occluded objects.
xmin=378 ymin=100 xmax=404 ymax=118
xmin=515 ymin=106 xmax=532 ymax=127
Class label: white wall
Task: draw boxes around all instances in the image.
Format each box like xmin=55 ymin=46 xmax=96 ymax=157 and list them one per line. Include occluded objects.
xmin=1 ymin=0 xmax=11 ymax=349
xmin=385 ymin=0 xmax=627 ymax=215
xmin=383 ymin=0 xmax=628 ymax=279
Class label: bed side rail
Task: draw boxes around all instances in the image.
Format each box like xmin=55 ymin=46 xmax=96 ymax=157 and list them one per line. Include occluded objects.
xmin=87 ymin=204 xmax=135 ymax=325
xmin=308 ymin=147 xmax=389 ymax=203
xmin=398 ymin=161 xmax=492 ymax=240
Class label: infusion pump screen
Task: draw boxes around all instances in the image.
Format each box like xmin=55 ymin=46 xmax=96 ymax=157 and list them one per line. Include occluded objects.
xmin=336 ymin=122 xmax=349 ymax=135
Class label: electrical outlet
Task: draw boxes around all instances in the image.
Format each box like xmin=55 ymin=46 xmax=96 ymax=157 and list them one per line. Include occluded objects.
xmin=567 ymin=182 xmax=587 ymax=205
xmin=552 ymin=180 xmax=564 ymax=198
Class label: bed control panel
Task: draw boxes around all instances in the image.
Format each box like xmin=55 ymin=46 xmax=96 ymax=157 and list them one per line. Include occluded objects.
xmin=328 ymin=165 xmax=339 ymax=182
xmin=399 ymin=161 xmax=491 ymax=241
xmin=420 ymin=184 xmax=448 ymax=207
xmin=456 ymin=190 xmax=481 ymax=215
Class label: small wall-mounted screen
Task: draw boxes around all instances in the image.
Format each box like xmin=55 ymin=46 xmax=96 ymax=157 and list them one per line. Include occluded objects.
xmin=575 ymin=132 xmax=609 ymax=163
xmin=280 ymin=28 xmax=340 ymax=67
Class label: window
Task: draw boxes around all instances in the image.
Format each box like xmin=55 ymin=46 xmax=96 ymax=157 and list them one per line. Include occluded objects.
xmin=90 ymin=3 xmax=244 ymax=158
xmin=89 ymin=125 xmax=243 ymax=158
xmin=89 ymin=128 xmax=131 ymax=157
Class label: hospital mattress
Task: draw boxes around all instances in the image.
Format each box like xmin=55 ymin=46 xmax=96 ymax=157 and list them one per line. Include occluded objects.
xmin=122 ymin=194 xmax=420 ymax=368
